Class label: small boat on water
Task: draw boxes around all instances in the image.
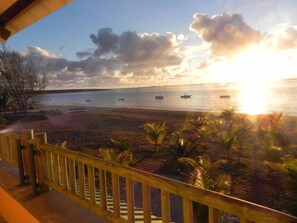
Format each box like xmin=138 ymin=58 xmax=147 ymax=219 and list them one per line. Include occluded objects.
xmin=69 ymin=107 xmax=87 ymax=113
xmin=181 ymin=94 xmax=191 ymax=98
xmin=220 ymin=95 xmax=230 ymax=99
xmin=155 ymin=96 xmax=164 ymax=100
xmin=118 ymin=98 xmax=125 ymax=101
xmin=86 ymin=99 xmax=92 ymax=102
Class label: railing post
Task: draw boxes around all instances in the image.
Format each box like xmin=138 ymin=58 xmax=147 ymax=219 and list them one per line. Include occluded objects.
xmin=16 ymin=139 xmax=26 ymax=185
xmin=99 ymin=169 xmax=107 ymax=211
xmin=142 ymin=184 xmax=151 ymax=223
xmin=126 ymin=178 xmax=135 ymax=223
xmin=21 ymin=129 xmax=34 ymax=182
xmin=183 ymin=197 xmax=193 ymax=223
xmin=209 ymin=207 xmax=219 ymax=223
xmin=28 ymin=133 xmax=38 ymax=195
xmin=111 ymin=173 xmax=120 ymax=218
xmin=34 ymin=133 xmax=49 ymax=192
xmin=161 ymin=190 xmax=171 ymax=223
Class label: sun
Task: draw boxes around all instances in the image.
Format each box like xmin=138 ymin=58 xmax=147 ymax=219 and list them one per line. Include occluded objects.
xmin=210 ymin=46 xmax=294 ymax=114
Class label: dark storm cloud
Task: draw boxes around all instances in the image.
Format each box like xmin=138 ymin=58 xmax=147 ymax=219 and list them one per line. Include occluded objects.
xmin=190 ymin=13 xmax=261 ymax=56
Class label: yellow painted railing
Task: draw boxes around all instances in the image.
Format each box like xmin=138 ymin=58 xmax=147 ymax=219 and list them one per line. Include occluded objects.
xmin=0 ymin=129 xmax=297 ymax=223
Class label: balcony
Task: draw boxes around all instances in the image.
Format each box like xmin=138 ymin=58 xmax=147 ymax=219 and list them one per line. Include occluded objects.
xmin=0 ymin=129 xmax=296 ymax=223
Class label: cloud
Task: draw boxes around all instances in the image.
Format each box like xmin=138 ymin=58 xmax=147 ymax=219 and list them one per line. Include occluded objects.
xmin=67 ymin=29 xmax=184 ymax=86
xmin=21 ymin=28 xmax=185 ymax=88
xmin=198 ymin=61 xmax=209 ymax=69
xmin=80 ymin=28 xmax=183 ymax=68
xmin=90 ymin=28 xmax=119 ymax=56
xmin=22 ymin=46 xmax=67 ymax=73
xmin=272 ymin=26 xmax=297 ymax=50
xmin=190 ymin=13 xmax=261 ymax=57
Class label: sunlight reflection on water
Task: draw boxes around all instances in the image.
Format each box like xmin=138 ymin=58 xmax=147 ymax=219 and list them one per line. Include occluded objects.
xmin=239 ymin=80 xmax=269 ymax=114
xmin=41 ymin=81 xmax=297 ymax=115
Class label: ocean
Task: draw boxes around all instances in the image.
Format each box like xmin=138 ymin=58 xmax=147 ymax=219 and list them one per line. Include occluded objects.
xmin=40 ymin=79 xmax=297 ymax=115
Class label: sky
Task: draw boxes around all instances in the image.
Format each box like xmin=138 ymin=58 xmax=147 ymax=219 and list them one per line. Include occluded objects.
xmin=5 ymin=0 xmax=297 ymax=89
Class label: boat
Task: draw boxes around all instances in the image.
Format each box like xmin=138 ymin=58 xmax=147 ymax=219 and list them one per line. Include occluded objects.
xmin=181 ymin=94 xmax=191 ymax=98
xmin=118 ymin=98 xmax=125 ymax=101
xmin=69 ymin=107 xmax=87 ymax=113
xmin=220 ymin=95 xmax=230 ymax=99
xmin=86 ymin=99 xmax=92 ymax=102
xmin=155 ymin=96 xmax=164 ymax=100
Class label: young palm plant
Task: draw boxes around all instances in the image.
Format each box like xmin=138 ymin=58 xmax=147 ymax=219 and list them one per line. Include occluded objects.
xmin=98 ymin=148 xmax=133 ymax=166
xmin=110 ymin=138 xmax=130 ymax=152
xmin=219 ymin=127 xmax=237 ymax=160
xmin=265 ymin=155 xmax=297 ymax=215
xmin=179 ymin=154 xmax=230 ymax=223
xmin=220 ymin=109 xmax=236 ymax=131
xmin=143 ymin=122 xmax=167 ymax=152
xmin=169 ymin=132 xmax=195 ymax=157
xmin=233 ymin=114 xmax=253 ymax=164
xmin=98 ymin=138 xmax=133 ymax=166
xmin=188 ymin=115 xmax=215 ymax=153
xmin=168 ymin=131 xmax=197 ymax=171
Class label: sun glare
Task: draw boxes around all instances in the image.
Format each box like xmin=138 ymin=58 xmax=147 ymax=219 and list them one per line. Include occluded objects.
xmin=211 ymin=46 xmax=294 ymax=114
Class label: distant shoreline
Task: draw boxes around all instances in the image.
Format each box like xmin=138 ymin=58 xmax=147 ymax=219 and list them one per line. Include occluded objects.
xmin=43 ymin=89 xmax=111 ymax=94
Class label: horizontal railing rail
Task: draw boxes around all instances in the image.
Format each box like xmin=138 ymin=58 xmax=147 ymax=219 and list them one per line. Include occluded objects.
xmin=1 ymin=129 xmax=297 ymax=223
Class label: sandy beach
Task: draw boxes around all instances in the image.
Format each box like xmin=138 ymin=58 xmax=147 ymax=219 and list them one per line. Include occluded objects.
xmin=4 ymin=104 xmax=297 ymax=216
xmin=6 ymin=105 xmax=205 ymax=173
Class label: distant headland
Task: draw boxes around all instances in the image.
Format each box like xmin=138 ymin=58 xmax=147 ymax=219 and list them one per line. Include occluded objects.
xmin=42 ymin=89 xmax=111 ymax=94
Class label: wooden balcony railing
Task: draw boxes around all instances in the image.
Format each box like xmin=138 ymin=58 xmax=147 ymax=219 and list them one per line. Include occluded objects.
xmin=0 ymin=129 xmax=297 ymax=223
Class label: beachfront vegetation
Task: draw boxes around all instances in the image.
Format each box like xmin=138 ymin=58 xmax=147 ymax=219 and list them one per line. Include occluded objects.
xmin=139 ymin=109 xmax=297 ymax=217
xmin=6 ymin=106 xmax=297 ymax=219
xmin=0 ymin=44 xmax=46 ymax=113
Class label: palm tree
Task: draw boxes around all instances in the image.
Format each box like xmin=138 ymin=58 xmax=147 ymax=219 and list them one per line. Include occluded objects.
xmin=110 ymin=138 xmax=130 ymax=152
xmin=98 ymin=148 xmax=133 ymax=166
xmin=233 ymin=114 xmax=253 ymax=164
xmin=258 ymin=112 xmax=289 ymax=152
xmin=168 ymin=132 xmax=196 ymax=157
xmin=265 ymin=155 xmax=297 ymax=215
xmin=215 ymin=109 xmax=238 ymax=160
xmin=179 ymin=154 xmax=230 ymax=223
xmin=188 ymin=115 xmax=214 ymax=153
xmin=168 ymin=131 xmax=197 ymax=172
xmin=219 ymin=127 xmax=237 ymax=160
xmin=220 ymin=109 xmax=236 ymax=131
xmin=179 ymin=154 xmax=229 ymax=192
xmin=143 ymin=122 xmax=167 ymax=152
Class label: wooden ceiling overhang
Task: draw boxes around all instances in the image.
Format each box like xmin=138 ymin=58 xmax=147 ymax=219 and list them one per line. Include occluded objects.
xmin=0 ymin=0 xmax=72 ymax=42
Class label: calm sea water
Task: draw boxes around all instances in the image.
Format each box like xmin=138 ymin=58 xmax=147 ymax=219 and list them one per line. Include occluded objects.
xmin=40 ymin=80 xmax=297 ymax=115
